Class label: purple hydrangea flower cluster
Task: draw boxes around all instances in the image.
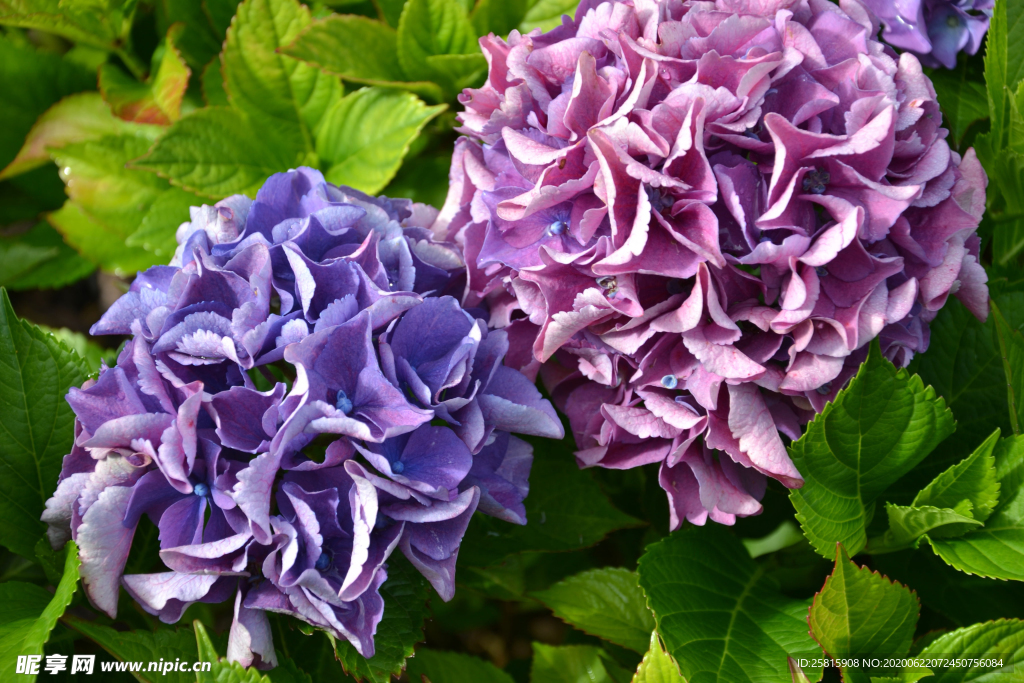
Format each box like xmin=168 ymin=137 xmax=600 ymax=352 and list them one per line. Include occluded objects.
xmin=42 ymin=168 xmax=563 ymax=665
xmin=432 ymin=0 xmax=988 ymax=529
xmin=859 ymin=0 xmax=993 ymax=69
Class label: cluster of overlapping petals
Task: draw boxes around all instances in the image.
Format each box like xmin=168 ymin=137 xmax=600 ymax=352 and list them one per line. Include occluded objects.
xmin=433 ymin=0 xmax=989 ymax=529
xmin=41 ymin=168 xmax=563 ymax=666
xmin=860 ymin=0 xmax=992 ymax=69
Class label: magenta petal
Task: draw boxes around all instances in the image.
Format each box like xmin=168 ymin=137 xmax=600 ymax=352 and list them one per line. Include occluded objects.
xmin=726 ymin=383 xmax=802 ymax=487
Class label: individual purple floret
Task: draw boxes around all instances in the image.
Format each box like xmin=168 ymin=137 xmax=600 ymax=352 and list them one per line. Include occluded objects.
xmin=43 ymin=168 xmax=562 ymax=668
xmin=434 ymin=0 xmax=988 ymax=530
xmin=858 ymin=0 xmax=993 ymax=69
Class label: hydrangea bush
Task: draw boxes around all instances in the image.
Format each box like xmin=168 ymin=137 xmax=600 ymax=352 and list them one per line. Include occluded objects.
xmin=1 ymin=0 xmax=1023 ymax=681
xmin=41 ymin=168 xmax=562 ymax=663
xmin=438 ymin=0 xmax=989 ymax=529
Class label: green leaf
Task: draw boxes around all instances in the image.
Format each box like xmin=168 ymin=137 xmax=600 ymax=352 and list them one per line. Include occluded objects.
xmin=873 ymin=548 xmax=1024 ymax=627
xmin=268 ymin=618 xmax=355 ymax=682
xmin=0 ymin=540 xmax=79 ymax=679
xmin=0 ymin=0 xmax=127 ymax=54
xmin=424 ymin=52 xmax=486 ymax=90
xmin=984 ymin=0 xmax=1024 ymax=147
xmin=202 ymin=59 xmax=230 ymax=107
xmin=223 ymin=0 xmax=342 ymax=151
xmin=869 ymin=662 xmax=934 ymax=683
xmin=531 ymin=567 xmax=655 ymax=654
xmin=316 ymin=87 xmax=444 ymax=194
xmin=637 ymin=526 xmax=822 ymax=683
xmin=808 ymin=545 xmax=919 ymax=683
xmin=0 ymin=222 xmax=95 ymax=291
xmin=917 ymin=619 xmax=1024 ymax=682
xmin=134 ymin=106 xmax=301 ymax=198
xmin=374 ymin=0 xmax=406 ymax=27
xmin=458 ymin=443 xmax=640 ymax=567
xmin=52 ymin=132 xmax=178 ymax=267
xmin=334 ymin=555 xmax=429 ymax=683
xmin=871 ymin=504 xmax=982 ymax=553
xmin=405 ymin=649 xmax=514 ymax=683
xmin=789 ymin=342 xmax=955 ymax=558
xmin=397 ymin=0 xmax=479 ymax=95
xmin=48 ymin=200 xmax=157 ymax=276
xmin=929 ymin=59 xmax=989 ymax=148
xmin=0 ymin=540 xmax=80 ymax=682
xmin=520 ymin=0 xmax=578 ymax=32
xmin=0 ymin=93 xmax=152 ymax=181
xmin=632 ymin=633 xmax=684 ymax=683
xmin=0 ymin=34 xmax=95 ymax=170
xmin=870 ymin=431 xmax=1006 ymax=552
xmin=282 ymin=16 xmax=406 ymax=85
xmin=913 ymin=430 xmax=1002 ymax=523
xmin=907 ymin=297 xmax=1018 ymax=495
xmin=530 ymin=643 xmax=630 ymax=683
xmin=99 ymin=27 xmax=192 ymax=125
xmin=67 ymin=617 xmax=200 ymax=683
xmin=205 ymin=0 xmax=240 ymax=37
xmin=927 ymin=435 xmax=1024 ymax=581
xmin=195 ymin=619 xmax=313 ymax=683
xmin=0 ymin=290 xmax=88 ymax=558
xmin=126 ymin=186 xmax=203 ymax=259
xmin=471 ymin=0 xmax=528 ymax=38
xmin=0 ymin=239 xmax=59 ymax=288
xmin=164 ymin=0 xmax=224 ymax=69
xmin=194 ymin=618 xmax=218 ymax=663
xmin=742 ymin=520 xmax=805 ymax=559
xmin=977 ymin=144 xmax=1024 ymax=267
xmin=38 ymin=327 xmax=116 ymax=373
xmin=994 ymin=301 xmax=1024 ymax=435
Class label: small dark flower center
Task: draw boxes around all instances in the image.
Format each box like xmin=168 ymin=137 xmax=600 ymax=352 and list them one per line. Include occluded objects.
xmin=816 ymin=382 xmax=833 ymax=396
xmin=335 ymin=390 xmax=354 ymax=415
xmin=596 ymin=276 xmax=618 ymax=295
xmin=815 ymin=266 xmax=828 ymax=277
xmin=547 ymin=220 xmax=567 ymax=236
xmin=392 ymin=460 xmax=405 ymax=474
xmin=802 ymin=168 xmax=830 ymax=195
xmin=315 ymin=551 xmax=330 ymax=571
xmin=193 ymin=483 xmax=209 ymax=497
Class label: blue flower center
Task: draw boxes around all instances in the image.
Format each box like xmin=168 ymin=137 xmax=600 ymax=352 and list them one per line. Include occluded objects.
xmin=315 ymin=551 xmax=330 ymax=571
xmin=193 ymin=483 xmax=209 ymax=497
xmin=946 ymin=14 xmax=962 ymax=28
xmin=376 ymin=512 xmax=392 ymax=529
xmin=816 ymin=382 xmax=832 ymax=396
xmin=335 ymin=390 xmax=354 ymax=415
xmin=802 ymin=168 xmax=830 ymax=195
xmin=391 ymin=460 xmax=405 ymax=474
xmin=815 ymin=266 xmax=828 ymax=277
xmin=661 ymin=375 xmax=678 ymax=389
xmin=547 ymin=220 xmax=567 ymax=236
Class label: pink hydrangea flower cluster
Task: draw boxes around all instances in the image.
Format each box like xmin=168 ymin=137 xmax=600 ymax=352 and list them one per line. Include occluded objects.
xmin=431 ymin=0 xmax=989 ymax=529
